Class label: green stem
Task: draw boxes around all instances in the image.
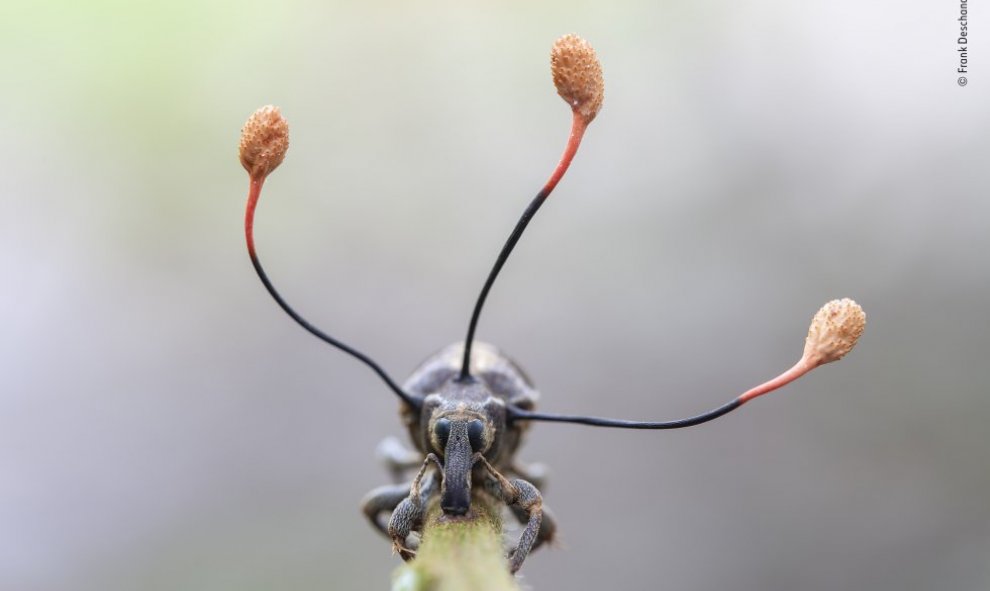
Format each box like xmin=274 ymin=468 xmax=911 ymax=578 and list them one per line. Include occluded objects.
xmin=391 ymin=492 xmax=520 ymax=591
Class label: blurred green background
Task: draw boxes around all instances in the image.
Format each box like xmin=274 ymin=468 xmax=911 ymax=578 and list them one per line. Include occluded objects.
xmin=3 ymin=0 xmax=988 ymax=590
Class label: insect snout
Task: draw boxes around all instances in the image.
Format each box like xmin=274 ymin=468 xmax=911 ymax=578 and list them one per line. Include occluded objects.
xmin=435 ymin=417 xmax=489 ymax=516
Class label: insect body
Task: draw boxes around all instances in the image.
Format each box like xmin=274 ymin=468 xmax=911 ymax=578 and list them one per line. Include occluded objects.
xmin=363 ymin=343 xmax=548 ymax=573
xmin=238 ymin=35 xmax=865 ymax=575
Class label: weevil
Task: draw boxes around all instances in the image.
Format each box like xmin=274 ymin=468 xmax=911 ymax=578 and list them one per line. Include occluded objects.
xmin=238 ymin=35 xmax=865 ymax=574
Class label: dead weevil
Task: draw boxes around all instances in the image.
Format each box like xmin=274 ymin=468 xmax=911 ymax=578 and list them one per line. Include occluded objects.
xmin=237 ymin=34 xmax=866 ymax=574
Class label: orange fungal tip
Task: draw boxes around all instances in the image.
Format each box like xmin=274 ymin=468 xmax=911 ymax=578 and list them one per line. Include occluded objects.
xmin=803 ymin=298 xmax=866 ymax=366
xmin=551 ymin=34 xmax=605 ymax=124
xmin=239 ymin=105 xmax=289 ymax=180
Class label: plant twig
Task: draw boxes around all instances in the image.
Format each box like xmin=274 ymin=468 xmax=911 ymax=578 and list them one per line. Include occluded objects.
xmin=391 ymin=491 xmax=520 ymax=591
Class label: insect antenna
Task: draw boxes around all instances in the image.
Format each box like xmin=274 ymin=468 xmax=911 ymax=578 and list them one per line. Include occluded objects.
xmin=459 ymin=34 xmax=605 ymax=382
xmin=239 ymin=106 xmax=421 ymax=409
xmin=508 ymin=299 xmax=866 ymax=429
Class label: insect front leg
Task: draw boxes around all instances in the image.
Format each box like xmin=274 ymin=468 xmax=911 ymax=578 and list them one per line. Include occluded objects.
xmin=361 ymin=482 xmax=413 ymax=539
xmin=510 ymin=502 xmax=557 ymax=553
xmin=476 ymin=455 xmax=544 ymax=574
xmin=387 ymin=453 xmax=441 ymax=560
xmin=509 ymin=460 xmax=555 ymax=550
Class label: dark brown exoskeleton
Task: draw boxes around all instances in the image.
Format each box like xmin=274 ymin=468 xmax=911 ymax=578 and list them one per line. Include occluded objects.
xmin=240 ymin=35 xmax=864 ymax=575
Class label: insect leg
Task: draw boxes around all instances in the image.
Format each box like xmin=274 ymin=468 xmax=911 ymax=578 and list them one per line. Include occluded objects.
xmin=361 ymin=482 xmax=412 ymax=539
xmin=509 ymin=502 xmax=557 ymax=553
xmin=476 ymin=455 xmax=544 ymax=574
xmin=387 ymin=453 xmax=441 ymax=561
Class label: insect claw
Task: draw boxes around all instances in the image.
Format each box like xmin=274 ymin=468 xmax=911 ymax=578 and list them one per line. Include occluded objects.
xmin=392 ymin=540 xmax=417 ymax=561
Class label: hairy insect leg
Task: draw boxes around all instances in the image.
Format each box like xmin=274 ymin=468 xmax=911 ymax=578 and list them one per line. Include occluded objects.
xmin=510 ymin=502 xmax=557 ymax=553
xmin=387 ymin=453 xmax=441 ymax=561
xmin=476 ymin=455 xmax=544 ymax=574
xmin=376 ymin=436 xmax=423 ymax=483
xmin=361 ymin=482 xmax=412 ymax=539
xmin=508 ymin=460 xmax=555 ymax=551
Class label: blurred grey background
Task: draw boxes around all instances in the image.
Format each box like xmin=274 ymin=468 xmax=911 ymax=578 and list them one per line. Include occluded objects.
xmin=3 ymin=0 xmax=988 ymax=590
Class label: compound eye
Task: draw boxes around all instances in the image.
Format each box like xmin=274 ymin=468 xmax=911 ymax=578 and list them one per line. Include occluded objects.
xmin=467 ymin=419 xmax=486 ymax=452
xmin=434 ymin=418 xmax=452 ymax=449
